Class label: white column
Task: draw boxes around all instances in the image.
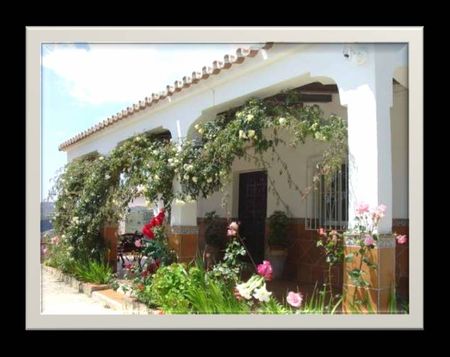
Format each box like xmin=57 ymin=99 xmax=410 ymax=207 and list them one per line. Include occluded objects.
xmin=170 ymin=180 xmax=198 ymax=226
xmin=168 ymin=127 xmax=198 ymax=228
xmin=339 ymin=45 xmax=394 ymax=233
xmin=171 ymin=200 xmax=198 ymax=226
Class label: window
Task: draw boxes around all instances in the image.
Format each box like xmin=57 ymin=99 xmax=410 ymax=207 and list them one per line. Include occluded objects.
xmin=306 ymin=160 xmax=348 ymax=230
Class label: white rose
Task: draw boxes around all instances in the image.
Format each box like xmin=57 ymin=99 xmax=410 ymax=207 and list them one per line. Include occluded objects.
xmin=247 ymin=130 xmax=255 ymax=138
xmin=194 ymin=124 xmax=200 ymax=130
xmin=246 ymin=114 xmax=254 ymax=122
xmin=278 ymin=117 xmax=287 ymax=126
xmin=192 ymin=177 xmax=198 ymax=183
xmin=152 ymin=150 xmax=159 ymax=155
xmin=198 ymin=128 xmax=204 ymax=135
xmin=99 ymin=156 xmax=104 ymax=160
xmin=184 ymin=174 xmax=189 ymax=180
xmin=154 ymin=174 xmax=160 ymax=181
xmin=207 ymin=177 xmax=213 ymax=183
xmin=253 ymin=284 xmax=272 ymax=302
xmin=105 ymin=174 xmax=111 ymax=180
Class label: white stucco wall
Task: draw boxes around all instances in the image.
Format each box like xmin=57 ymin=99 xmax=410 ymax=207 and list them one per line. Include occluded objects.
xmin=391 ymin=84 xmax=409 ymax=219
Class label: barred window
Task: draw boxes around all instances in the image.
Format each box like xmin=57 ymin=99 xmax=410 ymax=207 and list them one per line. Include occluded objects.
xmin=306 ymin=161 xmax=348 ymax=231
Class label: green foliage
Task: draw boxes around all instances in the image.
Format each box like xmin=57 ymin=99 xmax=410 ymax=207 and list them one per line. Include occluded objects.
xmin=208 ymin=238 xmax=247 ymax=284
xmin=300 ymin=284 xmax=342 ymax=314
xmin=51 ymin=91 xmax=346 ymax=265
xmin=316 ymin=229 xmax=344 ymax=267
xmin=142 ymin=225 xmax=177 ymax=266
xmin=44 ymin=236 xmax=76 ymax=274
xmin=185 ymin=266 xmax=251 ymax=314
xmin=268 ymin=211 xmax=289 ymax=248
xmin=258 ymin=297 xmax=290 ymax=314
xmin=145 ymin=263 xmax=202 ymax=313
xmin=72 ymin=259 xmax=113 ymax=284
xmin=387 ymin=287 xmax=409 ymax=314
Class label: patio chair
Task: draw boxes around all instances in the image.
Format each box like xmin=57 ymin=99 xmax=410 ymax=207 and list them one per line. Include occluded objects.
xmin=117 ymin=231 xmax=144 ymax=268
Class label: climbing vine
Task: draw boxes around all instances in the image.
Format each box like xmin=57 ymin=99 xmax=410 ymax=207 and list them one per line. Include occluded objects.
xmin=51 ymin=89 xmax=347 ymax=260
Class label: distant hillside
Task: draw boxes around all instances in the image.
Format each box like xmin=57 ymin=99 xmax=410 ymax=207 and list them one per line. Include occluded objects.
xmin=41 ymin=202 xmax=55 ymax=232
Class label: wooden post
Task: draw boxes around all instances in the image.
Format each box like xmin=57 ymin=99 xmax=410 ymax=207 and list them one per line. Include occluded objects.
xmin=102 ymin=224 xmax=118 ymax=272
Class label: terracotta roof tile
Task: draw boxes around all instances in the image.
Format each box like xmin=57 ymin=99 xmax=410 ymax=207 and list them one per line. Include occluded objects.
xmin=59 ymin=42 xmax=273 ymax=151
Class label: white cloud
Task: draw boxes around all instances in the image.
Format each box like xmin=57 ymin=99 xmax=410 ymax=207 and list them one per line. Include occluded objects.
xmin=42 ymin=43 xmax=252 ymax=105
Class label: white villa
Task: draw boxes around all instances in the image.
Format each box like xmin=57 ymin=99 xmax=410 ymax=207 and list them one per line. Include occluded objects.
xmin=59 ymin=43 xmax=409 ymax=301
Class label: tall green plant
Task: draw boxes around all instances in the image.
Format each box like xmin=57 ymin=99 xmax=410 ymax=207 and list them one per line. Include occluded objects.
xmin=300 ymin=283 xmax=342 ymax=314
xmin=208 ymin=238 xmax=246 ymax=284
xmin=73 ymin=260 xmax=113 ymax=284
xmin=316 ymin=228 xmax=344 ymax=298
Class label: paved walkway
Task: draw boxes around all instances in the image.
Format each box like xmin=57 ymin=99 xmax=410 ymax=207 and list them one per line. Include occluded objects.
xmin=41 ymin=267 xmax=121 ymax=314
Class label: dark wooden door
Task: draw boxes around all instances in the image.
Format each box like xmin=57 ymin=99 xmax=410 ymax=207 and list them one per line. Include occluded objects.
xmin=238 ymin=171 xmax=267 ymax=264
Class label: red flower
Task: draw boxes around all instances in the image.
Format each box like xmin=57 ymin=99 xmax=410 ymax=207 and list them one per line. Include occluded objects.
xmin=147 ymin=259 xmax=161 ymax=274
xmin=142 ymin=224 xmax=155 ymax=240
xmin=152 ymin=210 xmax=165 ymax=226
xmin=141 ymin=209 xmax=165 ymax=239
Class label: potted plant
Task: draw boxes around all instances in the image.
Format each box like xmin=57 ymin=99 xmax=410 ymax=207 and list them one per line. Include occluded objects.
xmin=267 ymin=211 xmax=289 ymax=279
xmin=203 ymin=211 xmax=225 ymax=269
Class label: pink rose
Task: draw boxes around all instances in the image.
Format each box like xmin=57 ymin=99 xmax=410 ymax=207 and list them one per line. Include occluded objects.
xmin=318 ymin=228 xmax=326 ymax=236
xmin=257 ymin=260 xmax=273 ymax=281
xmin=227 ymin=221 xmax=239 ymax=237
xmin=364 ymin=234 xmax=375 ymax=246
xmin=396 ymin=235 xmax=408 ymax=244
xmin=355 ymin=203 xmax=370 ymax=215
xmin=134 ymin=239 xmax=142 ymax=248
xmin=376 ymin=204 xmax=387 ymax=214
xmin=287 ymin=291 xmax=303 ymax=308
xmin=51 ymin=236 xmax=60 ymax=245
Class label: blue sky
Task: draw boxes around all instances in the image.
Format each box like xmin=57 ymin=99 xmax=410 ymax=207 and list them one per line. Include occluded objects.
xmin=42 ymin=43 xmax=250 ymax=201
